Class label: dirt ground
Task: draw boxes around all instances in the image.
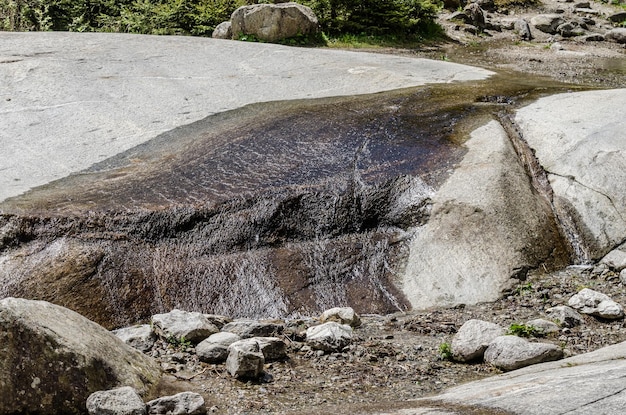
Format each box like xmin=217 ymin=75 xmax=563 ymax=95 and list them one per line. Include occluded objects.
xmin=151 ymin=264 xmax=626 ymax=415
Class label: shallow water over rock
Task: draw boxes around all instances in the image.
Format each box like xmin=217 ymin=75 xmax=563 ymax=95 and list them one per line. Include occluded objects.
xmin=0 ymin=75 xmax=580 ymax=328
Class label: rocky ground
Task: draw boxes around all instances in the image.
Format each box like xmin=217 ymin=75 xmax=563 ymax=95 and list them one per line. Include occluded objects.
xmin=147 ymin=263 xmax=626 ymax=415
xmin=375 ymin=0 xmax=626 ymax=88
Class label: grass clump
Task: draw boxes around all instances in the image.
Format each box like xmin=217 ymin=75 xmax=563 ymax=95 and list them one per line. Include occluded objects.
xmin=507 ymin=323 xmax=541 ymax=338
xmin=438 ymin=342 xmax=453 ymax=360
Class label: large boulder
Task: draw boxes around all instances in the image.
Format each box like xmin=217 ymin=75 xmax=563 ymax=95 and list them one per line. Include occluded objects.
xmin=151 ymin=309 xmax=219 ymax=344
xmin=515 ymin=89 xmax=626 ymax=260
xmin=226 ymin=340 xmax=265 ymax=379
xmin=484 ymin=335 xmax=563 ymax=370
xmin=0 ymin=298 xmax=161 ymax=415
xmin=401 ymin=120 xmax=566 ymax=309
xmin=451 ymin=319 xmax=506 ymax=362
xmin=230 ymin=2 xmax=319 ymax=42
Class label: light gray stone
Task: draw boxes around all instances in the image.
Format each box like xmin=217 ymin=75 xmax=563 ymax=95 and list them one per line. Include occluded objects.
xmin=526 ymin=318 xmax=560 ymax=335
xmin=226 ymin=340 xmax=265 ymax=379
xmin=319 ymin=307 xmax=361 ymax=327
xmin=402 ymin=121 xmax=563 ymax=309
xmin=451 ymin=319 xmax=506 ymax=362
xmin=484 ymin=335 xmax=563 ymax=370
xmin=0 ymin=298 xmax=160 ymax=415
xmin=515 ymin=89 xmax=626 ymax=260
xmin=545 ymin=305 xmax=585 ymax=327
xmin=196 ymin=343 xmax=229 ymax=364
xmin=221 ymin=320 xmax=283 ymax=338
xmin=513 ymin=19 xmax=532 ymax=40
xmin=306 ymin=322 xmax=353 ymax=352
xmin=113 ymin=324 xmax=157 ymax=353
xmin=87 ymin=387 xmax=146 ymax=415
xmin=146 ymin=392 xmax=206 ymax=415
xmin=568 ymin=288 xmax=624 ymax=319
xmin=205 ymin=331 xmax=241 ymax=346
xmin=620 ymin=269 xmax=626 ymax=285
xmin=0 ymin=32 xmax=493 ymax=203
xmin=230 ymin=3 xmax=319 ymax=42
xmin=203 ymin=314 xmax=232 ymax=330
xmin=600 ymin=246 xmax=626 ymax=271
xmin=418 ymin=341 xmax=626 ymax=414
xmin=530 ymin=14 xmax=565 ymax=34
xmin=151 ymin=309 xmax=219 ymax=344
xmin=557 ymin=22 xmax=585 ymax=37
xmin=211 ymin=21 xmax=232 ymax=39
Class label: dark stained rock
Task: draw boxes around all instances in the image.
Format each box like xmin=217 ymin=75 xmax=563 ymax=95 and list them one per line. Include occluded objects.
xmin=0 ymin=298 xmax=161 ymax=415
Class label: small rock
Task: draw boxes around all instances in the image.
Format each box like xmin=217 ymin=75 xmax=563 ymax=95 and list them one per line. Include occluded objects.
xmin=196 ymin=343 xmax=229 ymax=364
xmin=545 ymin=305 xmax=585 ymax=327
xmin=226 ymin=340 xmax=265 ymax=379
xmin=255 ymin=337 xmax=288 ymax=361
xmin=464 ymin=3 xmax=486 ymax=28
xmin=573 ymin=1 xmax=590 ymax=7
xmin=568 ymin=288 xmax=624 ymax=319
xmin=151 ymin=309 xmax=219 ymax=344
xmin=320 ymin=307 xmax=361 ymax=327
xmin=451 ymin=319 xmax=506 ymax=362
xmin=606 ymin=28 xmax=626 ymax=44
xmin=484 ymin=336 xmax=563 ymax=371
xmin=526 ymin=318 xmax=560 ymax=335
xmin=620 ymin=269 xmax=626 ymax=285
xmin=212 ymin=21 xmax=232 ymax=39
xmin=113 ymin=324 xmax=157 ymax=353
xmin=608 ymin=11 xmax=626 ymax=23
xmin=581 ymin=33 xmax=604 ymax=41
xmin=86 ymin=387 xmax=146 ymax=415
xmin=196 ymin=332 xmax=241 ymax=363
xmin=221 ymin=319 xmax=284 ymax=338
xmin=306 ymin=322 xmax=353 ymax=352
xmin=146 ymin=391 xmax=207 ymax=415
xmin=557 ymin=22 xmax=585 ymax=37
xmin=513 ymin=19 xmax=533 ymax=40
xmin=203 ymin=314 xmax=232 ymax=330
xmin=531 ymin=14 xmax=565 ymax=34
xmin=600 ymin=247 xmax=626 ymax=272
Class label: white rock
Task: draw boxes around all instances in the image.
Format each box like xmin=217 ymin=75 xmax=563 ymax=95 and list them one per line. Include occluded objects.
xmin=146 ymin=391 xmax=206 ymax=415
xmin=151 ymin=309 xmax=219 ymax=344
xmin=484 ymin=336 xmax=563 ymax=371
xmin=545 ymin=305 xmax=585 ymax=327
xmin=87 ymin=387 xmax=146 ymax=415
xmin=319 ymin=307 xmax=361 ymax=327
xmin=306 ymin=322 xmax=353 ymax=352
xmin=226 ymin=340 xmax=265 ymax=379
xmin=255 ymin=337 xmax=288 ymax=361
xmin=451 ymin=319 xmax=506 ymax=362
xmin=600 ymin=246 xmax=626 ymax=272
xmin=568 ymin=288 xmax=624 ymax=319
xmin=221 ymin=320 xmax=283 ymax=339
xmin=113 ymin=324 xmax=156 ymax=353
xmin=620 ymin=269 xmax=626 ymax=285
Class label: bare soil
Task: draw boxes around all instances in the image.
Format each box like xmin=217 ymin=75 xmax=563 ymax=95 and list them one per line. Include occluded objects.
xmin=151 ymin=264 xmax=626 ymax=414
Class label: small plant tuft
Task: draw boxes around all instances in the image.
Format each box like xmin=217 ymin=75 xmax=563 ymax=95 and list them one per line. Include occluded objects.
xmin=507 ymin=323 xmax=541 ymax=338
xmin=438 ymin=342 xmax=453 ymax=360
